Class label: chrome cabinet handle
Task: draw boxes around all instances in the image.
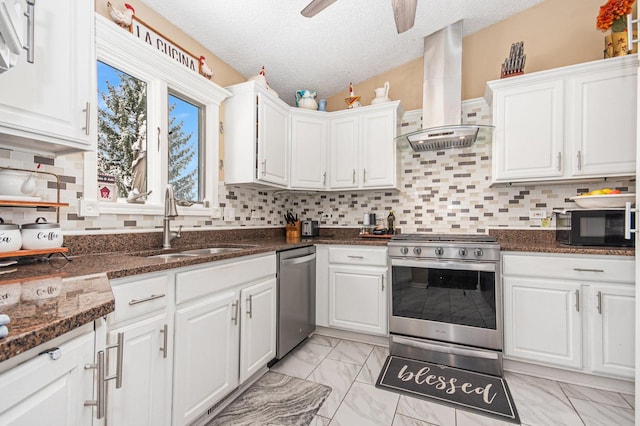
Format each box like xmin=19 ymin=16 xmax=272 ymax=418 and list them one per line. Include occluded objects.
xmin=363 ymin=169 xmax=367 ymax=183
xmin=348 ymin=255 xmax=364 ymax=259
xmin=381 ymin=275 xmax=385 ymax=291
xmin=231 ymin=300 xmax=239 ymax=325
xmin=323 ymin=171 xmax=327 ymax=185
xmin=41 ymin=347 xmax=62 ymax=361
xmin=157 ymin=126 xmax=161 ymax=150
xmin=105 ymin=332 xmax=124 ymax=389
xmin=83 ymin=102 xmax=90 ymax=135
xmin=129 ymin=293 xmax=166 ymax=305
xmin=160 ymin=324 xmax=168 ymax=359
xmin=597 ymin=291 xmax=602 ymax=315
xmin=352 ymin=169 xmax=356 ymax=184
xmin=576 ymin=151 xmax=582 ymax=170
xmin=573 ymin=268 xmax=604 ymax=273
xmin=575 ymin=289 xmax=580 ymax=312
xmin=261 ymin=160 xmax=267 ymax=176
xmin=23 ymin=0 xmax=36 ymax=63
xmin=625 ymin=202 xmax=636 ymax=239
xmin=84 ymin=351 xmax=106 ymax=419
xmin=557 ymin=152 xmax=562 ymax=171
xmin=246 ymin=294 xmax=253 ymax=318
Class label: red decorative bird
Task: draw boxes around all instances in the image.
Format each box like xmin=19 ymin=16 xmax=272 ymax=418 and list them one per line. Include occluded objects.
xmin=199 ymin=56 xmax=213 ymax=80
xmin=107 ymin=2 xmax=135 ymax=29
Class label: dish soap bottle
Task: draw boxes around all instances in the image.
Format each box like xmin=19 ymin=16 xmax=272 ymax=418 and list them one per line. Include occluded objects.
xmin=387 ymin=210 xmax=396 ymax=235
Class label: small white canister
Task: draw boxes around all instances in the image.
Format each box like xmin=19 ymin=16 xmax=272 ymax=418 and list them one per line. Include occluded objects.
xmin=21 ymin=217 xmax=63 ymax=250
xmin=0 ymin=218 xmax=22 ymax=252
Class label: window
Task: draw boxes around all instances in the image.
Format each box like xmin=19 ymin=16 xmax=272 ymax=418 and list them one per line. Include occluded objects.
xmin=86 ymin=16 xmax=229 ymax=217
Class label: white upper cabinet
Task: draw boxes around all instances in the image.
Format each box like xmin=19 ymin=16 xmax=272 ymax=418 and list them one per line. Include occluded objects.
xmin=224 ymin=81 xmax=290 ymax=188
xmin=329 ymin=101 xmax=401 ymax=190
xmin=290 ymin=109 xmax=329 ymax=189
xmin=486 ymin=55 xmax=638 ymax=184
xmin=224 ymin=84 xmax=401 ymax=191
xmin=0 ymin=0 xmax=95 ymax=154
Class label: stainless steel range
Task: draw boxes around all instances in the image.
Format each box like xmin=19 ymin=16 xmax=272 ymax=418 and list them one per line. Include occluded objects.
xmin=387 ymin=234 xmax=503 ymax=376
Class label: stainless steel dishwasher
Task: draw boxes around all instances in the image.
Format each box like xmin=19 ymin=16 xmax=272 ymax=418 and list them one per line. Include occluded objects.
xmin=275 ymin=246 xmax=316 ymax=360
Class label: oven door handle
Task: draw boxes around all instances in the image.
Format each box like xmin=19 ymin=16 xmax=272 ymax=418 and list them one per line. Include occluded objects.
xmin=390 ymin=258 xmax=497 ymax=273
xmin=391 ymin=335 xmax=500 ymax=360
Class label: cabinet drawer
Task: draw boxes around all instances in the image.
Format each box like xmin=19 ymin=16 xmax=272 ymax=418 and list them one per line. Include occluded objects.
xmin=110 ymin=274 xmax=170 ymax=324
xmin=502 ymin=253 xmax=634 ymax=283
xmin=175 ymin=254 xmax=276 ymax=304
xmin=328 ymin=246 xmax=388 ymax=266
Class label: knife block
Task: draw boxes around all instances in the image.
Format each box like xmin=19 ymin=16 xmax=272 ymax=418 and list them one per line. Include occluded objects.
xmin=286 ymin=220 xmax=301 ymax=243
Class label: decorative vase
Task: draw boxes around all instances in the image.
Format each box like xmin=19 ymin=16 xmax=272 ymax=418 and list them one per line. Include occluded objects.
xmin=611 ymin=30 xmax=629 ymax=56
xmin=604 ymin=34 xmax=614 ymax=58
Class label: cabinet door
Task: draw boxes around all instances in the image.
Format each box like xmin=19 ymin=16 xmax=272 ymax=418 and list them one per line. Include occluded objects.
xmin=329 ymin=116 xmax=359 ymax=189
xmin=503 ymin=276 xmax=582 ymax=369
xmin=0 ymin=331 xmax=94 ymax=425
xmin=107 ymin=314 xmax=169 ymax=426
xmin=492 ymin=80 xmax=565 ymax=182
xmin=328 ymin=264 xmax=387 ymax=335
xmin=173 ymin=290 xmax=239 ymax=426
xmin=569 ymin=67 xmax=636 ymax=177
xmin=290 ymin=111 xmax=328 ymax=189
xmin=361 ymin=108 xmax=396 ymax=188
xmin=588 ymin=284 xmax=635 ymax=379
xmin=0 ymin=0 xmax=94 ymax=153
xmin=240 ymin=277 xmax=277 ymax=383
xmin=258 ymin=92 xmax=289 ymax=186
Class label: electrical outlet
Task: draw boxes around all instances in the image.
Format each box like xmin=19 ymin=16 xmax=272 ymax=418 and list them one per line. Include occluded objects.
xmin=223 ymin=207 xmax=236 ymax=221
xmin=78 ymin=199 xmax=100 ymax=217
xmin=529 ymin=209 xmax=547 ymax=220
xmin=250 ymin=209 xmax=260 ymax=219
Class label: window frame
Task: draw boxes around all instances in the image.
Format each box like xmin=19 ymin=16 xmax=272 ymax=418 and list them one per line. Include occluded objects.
xmin=84 ymin=15 xmax=230 ymax=217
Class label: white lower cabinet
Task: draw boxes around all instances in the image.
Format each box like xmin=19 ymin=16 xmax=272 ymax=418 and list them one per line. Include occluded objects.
xmin=0 ymin=330 xmax=95 ymax=425
xmin=319 ymin=245 xmax=389 ymax=336
xmin=172 ymin=254 xmax=277 ymax=426
xmin=173 ymin=290 xmax=240 ymax=426
xmin=502 ymin=252 xmax=635 ymax=379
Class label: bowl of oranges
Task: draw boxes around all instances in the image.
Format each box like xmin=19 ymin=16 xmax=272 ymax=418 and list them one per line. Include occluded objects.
xmin=570 ymin=188 xmax=635 ymax=208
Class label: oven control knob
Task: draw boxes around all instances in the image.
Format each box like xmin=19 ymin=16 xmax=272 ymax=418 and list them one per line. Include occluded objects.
xmin=474 ymin=248 xmax=484 ymax=257
xmin=413 ymin=247 xmax=422 ymax=255
xmin=459 ymin=248 xmax=467 ymax=257
xmin=400 ymin=247 xmax=409 ymax=255
xmin=435 ymin=247 xmax=444 ymax=256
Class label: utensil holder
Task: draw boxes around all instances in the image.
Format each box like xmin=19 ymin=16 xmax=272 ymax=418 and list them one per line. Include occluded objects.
xmin=286 ymin=220 xmax=301 ymax=243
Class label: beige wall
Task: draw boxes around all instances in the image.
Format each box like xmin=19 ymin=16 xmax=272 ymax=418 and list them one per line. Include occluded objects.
xmin=326 ymin=0 xmax=609 ymax=111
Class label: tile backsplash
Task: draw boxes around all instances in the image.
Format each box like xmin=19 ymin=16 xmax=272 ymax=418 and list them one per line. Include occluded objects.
xmin=0 ymin=98 xmax=634 ymax=234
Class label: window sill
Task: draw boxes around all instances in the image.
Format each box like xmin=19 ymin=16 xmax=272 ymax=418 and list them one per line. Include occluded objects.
xmin=99 ymin=201 xmax=216 ymax=217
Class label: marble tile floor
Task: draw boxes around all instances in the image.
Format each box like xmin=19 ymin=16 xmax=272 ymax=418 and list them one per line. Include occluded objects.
xmin=269 ymin=334 xmax=635 ymax=426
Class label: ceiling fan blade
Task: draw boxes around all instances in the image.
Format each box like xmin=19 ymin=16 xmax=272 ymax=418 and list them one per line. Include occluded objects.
xmin=301 ymin=0 xmax=337 ymax=18
xmin=392 ymin=0 xmax=417 ymax=33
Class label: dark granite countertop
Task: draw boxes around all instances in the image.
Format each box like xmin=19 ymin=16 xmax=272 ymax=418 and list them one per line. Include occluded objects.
xmin=0 ymin=227 xmax=633 ymax=364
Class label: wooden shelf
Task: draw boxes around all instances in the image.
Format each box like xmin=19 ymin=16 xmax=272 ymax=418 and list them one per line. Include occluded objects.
xmin=0 ymin=247 xmax=69 ymax=259
xmin=0 ymin=200 xmax=69 ymax=208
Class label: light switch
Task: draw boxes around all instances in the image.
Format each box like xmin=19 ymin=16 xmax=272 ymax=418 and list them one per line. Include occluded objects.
xmin=210 ymin=207 xmax=223 ymax=219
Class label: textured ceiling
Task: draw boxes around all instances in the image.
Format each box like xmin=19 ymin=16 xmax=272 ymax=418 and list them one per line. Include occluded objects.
xmin=139 ymin=0 xmax=543 ymax=106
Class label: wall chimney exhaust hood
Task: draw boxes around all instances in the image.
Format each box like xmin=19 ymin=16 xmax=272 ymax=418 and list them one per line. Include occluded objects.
xmin=395 ymin=20 xmax=490 ymax=152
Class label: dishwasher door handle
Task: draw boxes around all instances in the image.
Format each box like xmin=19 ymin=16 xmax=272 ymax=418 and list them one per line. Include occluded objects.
xmin=280 ymin=253 xmax=316 ymax=266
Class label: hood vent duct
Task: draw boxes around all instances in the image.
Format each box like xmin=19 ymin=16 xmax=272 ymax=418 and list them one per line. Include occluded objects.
xmin=396 ymin=20 xmax=487 ymax=151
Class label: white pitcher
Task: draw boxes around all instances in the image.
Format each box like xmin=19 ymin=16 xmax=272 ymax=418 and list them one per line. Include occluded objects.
xmin=371 ymin=81 xmax=390 ymax=105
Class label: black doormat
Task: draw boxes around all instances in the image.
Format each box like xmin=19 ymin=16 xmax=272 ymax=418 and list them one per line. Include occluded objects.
xmin=376 ymin=355 xmax=520 ymax=424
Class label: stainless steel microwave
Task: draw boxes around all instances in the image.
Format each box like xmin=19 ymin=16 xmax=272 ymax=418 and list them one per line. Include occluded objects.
xmin=556 ymin=209 xmax=634 ymax=247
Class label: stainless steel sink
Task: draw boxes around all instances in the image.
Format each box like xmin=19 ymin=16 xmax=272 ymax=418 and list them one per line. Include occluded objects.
xmin=180 ymin=247 xmax=246 ymax=255
xmin=147 ymin=253 xmax=200 ymax=260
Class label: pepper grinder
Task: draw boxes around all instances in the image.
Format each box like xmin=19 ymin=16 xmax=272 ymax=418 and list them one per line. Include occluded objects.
xmin=387 ymin=210 xmax=396 ymax=235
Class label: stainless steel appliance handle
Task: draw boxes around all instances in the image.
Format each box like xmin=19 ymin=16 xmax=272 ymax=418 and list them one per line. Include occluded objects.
xmin=129 ymin=293 xmax=166 ymax=305
xmin=575 ymin=289 xmax=580 ymax=312
xmin=597 ymin=291 xmax=602 ymax=314
xmin=573 ymin=268 xmax=604 ymax=273
xmin=392 ymin=335 xmax=499 ymax=360
xmin=246 ymin=294 xmax=253 ymax=318
xmin=280 ymin=253 xmax=316 ymax=266
xmin=625 ymin=202 xmax=636 ymax=239
xmin=160 ymin=324 xmax=168 ymax=359
xmin=84 ymin=350 xmax=106 ymax=419
xmin=390 ymin=258 xmax=497 ymax=273
xmin=231 ymin=299 xmax=239 ymax=325
xmin=23 ymin=0 xmax=35 ymax=63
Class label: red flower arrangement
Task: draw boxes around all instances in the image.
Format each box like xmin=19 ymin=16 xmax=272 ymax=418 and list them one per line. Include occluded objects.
xmin=597 ymin=0 xmax=635 ymax=32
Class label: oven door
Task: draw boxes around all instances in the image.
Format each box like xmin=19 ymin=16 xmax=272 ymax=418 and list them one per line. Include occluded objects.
xmin=389 ymin=258 xmax=502 ymax=351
